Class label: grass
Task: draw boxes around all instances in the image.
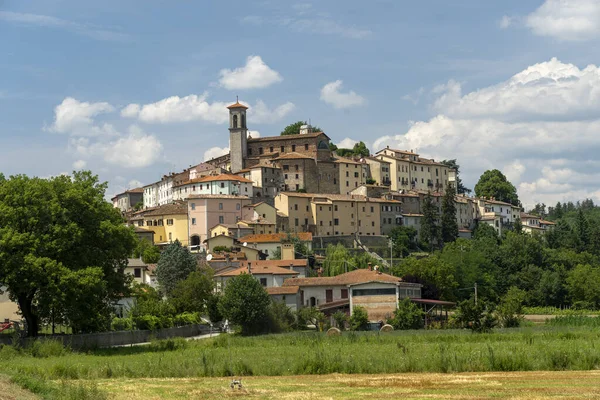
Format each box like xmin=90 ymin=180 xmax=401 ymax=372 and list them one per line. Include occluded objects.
xmin=2 ymin=326 xmax=600 ymax=398
xmin=98 ymin=371 xmax=600 ymax=399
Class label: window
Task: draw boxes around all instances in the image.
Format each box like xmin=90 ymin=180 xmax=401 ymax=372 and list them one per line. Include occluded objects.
xmin=169 ymin=232 xmax=172 ymax=241
xmin=285 ymin=174 xmax=288 ymax=179
xmin=167 ymin=219 xmax=173 ymax=225
xmin=370 ymin=206 xmax=374 ymax=212
xmin=354 ymin=172 xmax=359 ymax=178
xmin=306 ymin=205 xmax=309 ymax=211
xmin=138 ymin=220 xmax=144 ymax=227
xmin=296 ymin=174 xmax=299 ymax=179
xmin=134 ymin=268 xmax=141 ymax=278
xmin=219 ymin=203 xmax=223 ymax=210
xmin=304 ymin=218 xmax=308 ymax=226
xmin=283 ymin=165 xmax=289 ymax=171
xmin=346 ymin=181 xmax=349 ymax=187
xmin=236 ymin=203 xmax=241 ymax=210
xmin=220 ymin=182 xmax=225 ymax=188
xmin=219 ymin=216 xmax=224 ymax=224
xmin=334 ymin=178 xmax=337 ymax=184
xmin=292 ymin=145 xmax=296 ymax=151
xmin=259 ymin=147 xmax=264 ymax=155
xmin=233 ymin=114 xmax=238 ymax=128
xmin=294 ymin=204 xmax=298 ymax=210
xmin=281 ymin=146 xmax=285 ymax=153
xmin=260 ymin=278 xmax=267 ymax=287
xmin=320 ymin=221 xmax=323 ymax=226
xmin=346 ymin=171 xmax=349 ymax=177
xmin=341 ymin=289 xmax=348 ymax=299
xmin=305 ymin=144 xmax=308 ymax=150
xmin=295 ymin=218 xmax=299 ymax=226
xmin=248 ymin=148 xmax=252 ymax=155
xmin=270 ymin=146 xmax=274 ymax=152
xmin=295 ymin=165 xmax=299 ymax=171
xmin=352 ymin=288 xmax=396 ymax=296
xmin=334 ymin=205 xmax=338 ymax=211
xmin=295 ymin=184 xmax=299 ymax=190
xmin=334 ymin=218 xmax=339 ymax=225
xmin=372 ymin=221 xmax=375 ymax=227
xmin=191 ymin=218 xmax=196 ymax=225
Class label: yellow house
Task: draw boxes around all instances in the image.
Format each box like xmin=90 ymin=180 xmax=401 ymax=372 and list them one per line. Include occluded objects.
xmin=209 ymin=223 xmax=254 ymax=238
xmin=242 ymin=202 xmax=277 ymax=224
xmin=141 ymin=202 xmax=189 ymax=246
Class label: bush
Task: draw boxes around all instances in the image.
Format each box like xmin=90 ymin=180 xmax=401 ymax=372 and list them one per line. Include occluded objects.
xmin=453 ymin=298 xmax=497 ymax=333
xmin=332 ymin=311 xmax=348 ymax=330
xmin=388 ymin=298 xmax=424 ymax=330
xmin=497 ymin=287 xmax=526 ymax=328
xmin=267 ymin=301 xmax=297 ymax=333
xmin=28 ymin=339 xmax=68 ymax=358
xmin=133 ymin=315 xmax=161 ymax=331
xmin=173 ymin=312 xmax=200 ymax=326
xmin=111 ymin=317 xmax=133 ymax=331
xmin=350 ymin=306 xmax=369 ymax=331
xmin=297 ymin=307 xmax=325 ymax=330
xmin=207 ymin=294 xmax=223 ymax=324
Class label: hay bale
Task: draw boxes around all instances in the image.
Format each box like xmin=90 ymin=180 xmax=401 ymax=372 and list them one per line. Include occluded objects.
xmin=326 ymin=327 xmax=342 ymax=336
xmin=380 ymin=324 xmax=394 ymax=332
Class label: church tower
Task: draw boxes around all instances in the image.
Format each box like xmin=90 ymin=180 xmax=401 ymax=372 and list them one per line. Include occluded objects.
xmin=227 ymin=99 xmax=248 ymax=173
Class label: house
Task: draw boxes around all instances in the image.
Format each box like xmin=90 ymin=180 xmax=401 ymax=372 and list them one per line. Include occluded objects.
xmin=283 ymin=267 xmax=422 ymax=322
xmin=187 ymin=194 xmax=252 ymax=250
xmin=112 ymin=188 xmax=144 ymax=213
xmin=172 ymin=174 xmax=254 ymax=201
xmin=237 ymin=165 xmax=283 ymax=202
xmin=203 ymin=235 xmax=264 ymax=261
xmin=521 ymin=213 xmax=545 ymax=234
xmin=238 ymin=232 xmax=313 ymax=259
xmin=477 ymin=198 xmax=521 ymax=236
xmin=139 ymin=202 xmax=188 ymax=246
xmin=214 ymin=261 xmax=299 ymax=291
xmin=125 ymin=258 xmax=154 ymax=286
xmin=237 ymin=218 xmax=277 ymax=235
xmin=209 ymin=223 xmax=254 ymax=239
xmin=334 ymin=157 xmax=368 ymax=195
xmin=242 ymin=202 xmax=277 ymax=224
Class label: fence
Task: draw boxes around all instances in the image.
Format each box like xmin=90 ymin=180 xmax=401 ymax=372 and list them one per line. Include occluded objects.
xmin=0 ymin=323 xmax=213 ymax=349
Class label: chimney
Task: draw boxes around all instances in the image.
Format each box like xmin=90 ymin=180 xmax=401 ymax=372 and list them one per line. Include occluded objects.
xmin=289 ymin=263 xmax=294 ymax=271
xmin=281 ymin=242 xmax=295 ymax=260
xmin=317 ymin=268 xmax=323 ymax=277
xmin=247 ymin=262 xmax=252 ymax=274
xmin=368 ymin=262 xmax=372 ymax=271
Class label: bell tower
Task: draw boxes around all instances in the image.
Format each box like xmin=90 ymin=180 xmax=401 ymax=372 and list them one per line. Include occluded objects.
xmin=227 ymin=98 xmax=248 ymax=174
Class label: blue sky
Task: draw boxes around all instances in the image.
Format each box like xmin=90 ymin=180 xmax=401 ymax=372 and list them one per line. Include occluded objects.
xmin=3 ymin=0 xmax=600 ymax=208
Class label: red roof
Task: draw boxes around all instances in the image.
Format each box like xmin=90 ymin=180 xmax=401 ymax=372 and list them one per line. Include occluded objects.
xmin=226 ymin=101 xmax=248 ymax=109
xmin=267 ymin=286 xmax=299 ymax=295
xmin=238 ymin=232 xmax=312 ymax=244
xmin=214 ymin=263 xmax=300 ymax=277
xmin=283 ymin=268 xmax=403 ymax=287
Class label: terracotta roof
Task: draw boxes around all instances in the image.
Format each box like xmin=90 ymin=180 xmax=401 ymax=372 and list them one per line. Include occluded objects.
xmin=247 ymin=201 xmax=266 ymax=207
xmin=333 ymin=157 xmax=363 ymax=165
xmin=520 ymin=213 xmax=541 ymax=219
xmin=283 ymin=268 xmax=402 ymax=287
xmin=278 ymin=192 xmax=400 ymax=203
xmin=144 ymin=202 xmax=187 ymax=217
xmin=239 ymin=259 xmax=308 ymax=268
xmin=128 ymin=187 xmax=144 ymax=193
xmin=215 ymin=263 xmax=300 ymax=277
xmin=377 ymin=148 xmax=419 ymax=155
xmin=238 ymin=232 xmax=313 ymax=244
xmin=267 ymin=286 xmax=300 ymax=295
xmin=226 ymin=101 xmax=248 ymax=109
xmin=540 ymin=219 xmax=556 ymax=225
xmin=364 ymin=156 xmax=391 ymax=163
xmin=239 ymin=219 xmax=275 ymax=226
xmin=319 ymin=299 xmax=350 ymax=311
xmin=273 ymin=152 xmax=314 ymax=160
xmin=175 ymin=174 xmax=253 ymax=186
xmin=481 ymin=198 xmax=515 ymax=206
xmin=186 ymin=194 xmax=251 ymax=199
xmin=247 ymin=131 xmax=329 ymax=143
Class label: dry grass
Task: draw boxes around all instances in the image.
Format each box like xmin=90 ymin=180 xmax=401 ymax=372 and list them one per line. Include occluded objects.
xmin=0 ymin=375 xmax=39 ymax=400
xmin=99 ymin=371 xmax=600 ymax=399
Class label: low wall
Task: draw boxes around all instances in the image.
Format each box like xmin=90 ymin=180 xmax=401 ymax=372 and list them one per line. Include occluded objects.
xmin=0 ymin=324 xmax=212 ymax=349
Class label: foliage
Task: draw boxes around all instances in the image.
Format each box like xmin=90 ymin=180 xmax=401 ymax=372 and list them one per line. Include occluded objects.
xmin=332 ymin=311 xmax=348 ymax=330
xmin=567 ymin=264 xmax=600 ymax=309
xmin=206 ymin=293 xmax=223 ymax=324
xmin=155 ymin=240 xmax=198 ymax=297
xmin=366 ymin=178 xmax=376 ymax=185
xmin=322 ymin=244 xmax=378 ymax=276
xmin=280 ymin=121 xmax=322 ymax=136
xmin=349 ymin=306 xmax=369 ymax=331
xmin=388 ymin=298 xmax=424 ymax=330
xmin=474 ymin=169 xmax=520 ymax=206
xmin=0 ymin=171 xmax=136 ymax=336
xmin=297 ymin=307 xmax=325 ymax=329
xmin=173 ymin=312 xmax=200 ymax=326
xmin=441 ymin=185 xmax=458 ymax=244
xmin=420 ymin=193 xmax=440 ymax=250
xmin=212 ymin=245 xmax=232 ymax=253
xmin=496 ymin=287 xmax=526 ymax=328
xmin=392 ymin=256 xmax=458 ymax=300
xmin=129 ymin=284 xmax=175 ymax=330
xmin=335 ymin=141 xmax=370 ymax=158
xmin=266 ymin=301 xmax=297 ymax=333
xmin=169 ymin=269 xmax=214 ymax=314
xmin=453 ymin=298 xmax=497 ymax=333
xmin=389 ymin=226 xmax=418 ymax=257
xmin=219 ymin=274 xmax=271 ymax=335
xmin=133 ymin=238 xmax=160 ymax=263
xmin=111 ymin=317 xmax=133 ymax=331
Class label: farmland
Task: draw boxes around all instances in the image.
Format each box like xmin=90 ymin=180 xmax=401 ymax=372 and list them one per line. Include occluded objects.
xmin=2 ymin=325 xmax=600 ymax=399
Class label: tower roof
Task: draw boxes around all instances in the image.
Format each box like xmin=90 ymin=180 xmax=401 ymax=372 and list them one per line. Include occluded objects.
xmin=227 ymin=101 xmax=248 ymax=109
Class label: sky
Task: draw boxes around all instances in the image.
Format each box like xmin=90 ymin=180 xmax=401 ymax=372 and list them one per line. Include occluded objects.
xmin=2 ymin=0 xmax=600 ymax=209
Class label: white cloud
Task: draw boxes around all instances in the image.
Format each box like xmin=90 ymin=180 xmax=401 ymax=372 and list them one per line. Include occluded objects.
xmin=499 ymin=15 xmax=513 ymax=29
xmin=337 ymin=137 xmax=358 ymax=149
xmin=251 ymin=100 xmax=295 ymax=124
xmin=120 ymin=103 xmax=140 ymax=118
xmin=320 ymin=80 xmax=366 ymax=109
xmin=218 ymin=56 xmax=283 ymax=90
xmin=525 ymin=0 xmax=600 ymax=41
xmin=103 ymin=126 xmax=163 ymax=168
xmin=123 ymin=95 xmax=293 ymax=125
xmin=48 ymin=97 xmax=115 ymax=135
xmin=204 ymin=146 xmax=229 ymax=161
xmin=72 ymin=159 xmax=86 ymax=169
xmin=248 ymin=130 xmax=260 ymax=138
xmin=0 ymin=11 xmax=130 ymax=42
xmin=128 ymin=179 xmax=143 ymax=189
xmin=373 ymin=58 xmax=600 ymax=206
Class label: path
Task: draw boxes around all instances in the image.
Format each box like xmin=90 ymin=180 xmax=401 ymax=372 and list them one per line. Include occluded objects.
xmin=112 ymin=331 xmax=220 ymax=348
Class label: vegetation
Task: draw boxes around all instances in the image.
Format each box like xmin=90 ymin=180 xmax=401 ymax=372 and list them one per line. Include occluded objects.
xmin=349 ymin=306 xmax=369 ymax=331
xmin=496 ymin=287 xmax=526 ymax=328
xmin=453 ymin=298 xmax=497 ymax=333
xmin=133 ymin=238 xmax=161 ymax=263
xmin=420 ymin=193 xmax=441 ymax=250
xmin=474 ymin=169 xmax=520 ymax=206
xmin=155 ymin=240 xmax=198 ymax=296
xmin=441 ymin=185 xmax=458 ymax=244
xmin=169 ymin=269 xmax=214 ymax=314
xmin=280 ymin=121 xmax=322 ymax=136
xmin=219 ymin=273 xmax=271 ymax=335
xmin=334 ymin=141 xmax=370 ymax=158
xmin=441 ymin=159 xmax=470 ymax=194
xmin=388 ymin=298 xmax=424 ymax=330
xmin=322 ymin=243 xmax=379 ymax=276
xmin=0 ymin=171 xmax=136 ymax=336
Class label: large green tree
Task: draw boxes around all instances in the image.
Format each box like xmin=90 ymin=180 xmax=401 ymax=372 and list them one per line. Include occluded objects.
xmin=420 ymin=193 xmax=441 ymax=249
xmin=474 ymin=169 xmax=520 ymax=206
xmin=0 ymin=172 xmax=136 ymax=336
xmin=440 ymin=159 xmax=470 ymax=194
xmin=219 ymin=273 xmax=271 ymax=335
xmin=441 ymin=185 xmax=458 ymax=244
xmin=335 ymin=141 xmax=370 ymax=158
xmin=155 ymin=240 xmax=198 ymax=296
xmin=170 ymin=269 xmax=214 ymax=314
xmin=280 ymin=121 xmax=322 ymax=136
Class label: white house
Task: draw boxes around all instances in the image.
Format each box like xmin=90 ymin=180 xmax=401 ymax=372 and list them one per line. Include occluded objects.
xmin=172 ymin=174 xmax=253 ymax=201
xmin=238 ymin=232 xmax=313 ymax=259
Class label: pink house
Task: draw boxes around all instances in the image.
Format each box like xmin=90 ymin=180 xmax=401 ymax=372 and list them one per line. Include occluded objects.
xmin=187 ymin=194 xmax=252 ymax=249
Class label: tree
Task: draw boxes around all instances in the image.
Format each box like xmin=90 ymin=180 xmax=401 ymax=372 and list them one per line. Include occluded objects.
xmin=420 ymin=193 xmax=441 ymax=249
xmin=169 ymin=269 xmax=214 ymax=314
xmin=441 ymin=185 xmax=458 ymax=244
xmin=332 ymin=311 xmax=348 ymax=330
xmin=219 ymin=273 xmax=271 ymax=335
xmin=133 ymin=238 xmax=161 ymax=263
xmin=567 ymin=264 xmax=600 ymax=309
xmin=155 ymin=240 xmax=198 ymax=297
xmin=350 ymin=306 xmax=369 ymax=331
xmin=206 ymin=293 xmax=223 ymax=324
xmin=388 ymin=298 xmax=424 ymax=330
xmin=513 ymin=217 xmax=523 ymax=234
xmin=474 ymin=169 xmax=520 ymax=206
xmin=280 ymin=121 xmax=322 ymax=136
xmin=440 ymin=159 xmax=470 ymax=194
xmin=575 ymin=209 xmax=590 ymax=252
xmin=453 ymin=298 xmax=497 ymax=333
xmin=297 ymin=306 xmax=325 ymax=330
xmin=0 ymin=172 xmax=136 ymax=336
xmin=496 ymin=286 xmax=526 ymax=328
xmin=334 ymin=141 xmax=370 ymax=158
xmin=389 ymin=226 xmax=418 ymax=257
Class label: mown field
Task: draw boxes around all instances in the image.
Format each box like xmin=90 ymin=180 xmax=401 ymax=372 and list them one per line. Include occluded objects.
xmin=2 ymin=324 xmax=600 ymax=399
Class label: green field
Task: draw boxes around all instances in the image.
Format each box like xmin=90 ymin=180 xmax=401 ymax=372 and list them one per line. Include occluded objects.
xmin=2 ymin=326 xmax=600 ymax=399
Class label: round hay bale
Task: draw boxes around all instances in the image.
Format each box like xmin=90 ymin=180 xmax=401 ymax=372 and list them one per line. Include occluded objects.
xmin=380 ymin=324 xmax=394 ymax=332
xmin=326 ymin=327 xmax=342 ymax=336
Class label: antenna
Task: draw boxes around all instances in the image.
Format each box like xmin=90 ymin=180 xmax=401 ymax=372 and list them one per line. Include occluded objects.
xmin=206 ymin=254 xmax=213 ymax=261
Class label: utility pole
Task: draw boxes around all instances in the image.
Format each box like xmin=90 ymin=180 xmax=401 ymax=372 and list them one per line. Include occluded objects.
xmin=388 ymin=239 xmax=393 ymax=269
xmin=474 ymin=282 xmax=478 ymax=305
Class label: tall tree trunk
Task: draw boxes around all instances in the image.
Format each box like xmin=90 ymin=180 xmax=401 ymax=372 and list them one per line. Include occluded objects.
xmin=17 ymin=295 xmax=38 ymax=337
